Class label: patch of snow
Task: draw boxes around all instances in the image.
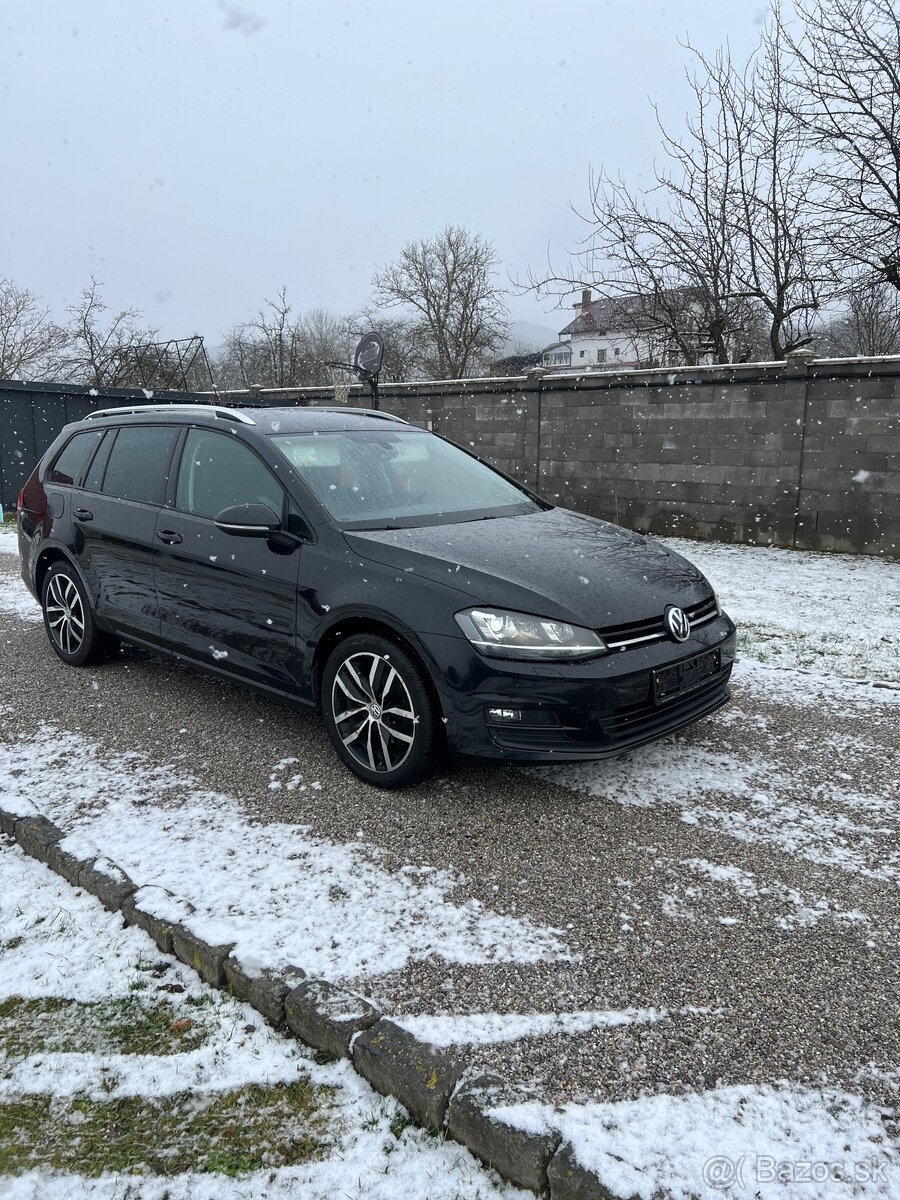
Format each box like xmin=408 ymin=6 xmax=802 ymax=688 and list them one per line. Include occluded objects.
xmin=0 ymin=569 xmax=40 ymax=621
xmin=395 ymin=1006 xmax=718 ymax=1047
xmin=0 ymin=842 xmax=527 ymax=1199
xmin=493 ymin=1083 xmax=897 ymax=1200
xmin=536 ymin=720 xmax=900 ymax=882
xmin=659 ymin=537 xmax=900 ymax=682
xmin=0 ymin=526 xmax=19 ymax=554
xmin=734 ymin=660 xmax=900 ymax=711
xmin=0 ymin=727 xmax=571 ymax=981
xmin=679 ymin=858 xmax=870 ymax=931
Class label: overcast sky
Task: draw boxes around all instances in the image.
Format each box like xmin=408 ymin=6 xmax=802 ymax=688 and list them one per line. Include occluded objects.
xmin=3 ymin=0 xmax=767 ymax=349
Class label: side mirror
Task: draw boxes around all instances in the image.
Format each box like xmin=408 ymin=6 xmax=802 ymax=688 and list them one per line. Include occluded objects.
xmin=214 ymin=503 xmax=282 ymax=538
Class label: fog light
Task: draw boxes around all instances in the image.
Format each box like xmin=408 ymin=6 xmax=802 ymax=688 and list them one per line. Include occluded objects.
xmin=486 ymin=707 xmax=523 ymax=723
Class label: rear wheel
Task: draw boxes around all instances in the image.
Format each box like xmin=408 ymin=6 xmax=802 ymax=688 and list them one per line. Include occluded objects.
xmin=41 ymin=561 xmax=114 ymax=667
xmin=322 ymin=633 xmax=442 ymax=788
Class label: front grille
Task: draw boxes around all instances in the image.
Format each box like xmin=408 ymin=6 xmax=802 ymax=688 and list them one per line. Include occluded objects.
xmin=601 ymin=595 xmax=719 ymax=652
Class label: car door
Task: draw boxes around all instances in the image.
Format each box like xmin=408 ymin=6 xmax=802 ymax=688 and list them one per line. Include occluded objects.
xmin=153 ymin=426 xmax=305 ymax=692
xmin=72 ymin=423 xmax=180 ymax=640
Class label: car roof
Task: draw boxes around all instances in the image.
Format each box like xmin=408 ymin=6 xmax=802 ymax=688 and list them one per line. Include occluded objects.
xmin=81 ymin=404 xmax=411 ymax=434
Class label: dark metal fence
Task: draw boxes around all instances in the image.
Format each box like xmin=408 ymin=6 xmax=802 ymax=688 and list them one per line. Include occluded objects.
xmin=0 ymin=380 xmax=269 ymax=511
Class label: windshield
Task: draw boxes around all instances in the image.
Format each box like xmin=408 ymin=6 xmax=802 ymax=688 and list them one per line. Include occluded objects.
xmin=271 ymin=429 xmax=542 ymax=528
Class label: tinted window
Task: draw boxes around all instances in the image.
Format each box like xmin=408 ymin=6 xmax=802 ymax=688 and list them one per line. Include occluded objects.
xmin=49 ymin=430 xmax=104 ymax=486
xmin=84 ymin=430 xmax=114 ymax=492
xmin=102 ymin=426 xmax=178 ymax=504
xmin=271 ymin=430 xmax=539 ymax=527
xmin=176 ymin=428 xmax=283 ymax=520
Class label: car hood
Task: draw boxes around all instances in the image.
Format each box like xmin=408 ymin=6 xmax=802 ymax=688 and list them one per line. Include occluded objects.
xmin=344 ymin=507 xmax=711 ymax=628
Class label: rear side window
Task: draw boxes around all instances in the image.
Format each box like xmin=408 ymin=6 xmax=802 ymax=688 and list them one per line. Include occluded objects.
xmin=101 ymin=426 xmax=179 ymax=505
xmin=175 ymin=428 xmax=283 ymax=519
xmin=84 ymin=430 xmax=114 ymax=492
xmin=49 ymin=430 xmax=104 ymax=486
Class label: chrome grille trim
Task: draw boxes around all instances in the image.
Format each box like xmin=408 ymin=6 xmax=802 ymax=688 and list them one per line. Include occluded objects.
xmin=601 ymin=598 xmax=720 ymax=651
xmin=606 ymin=629 xmax=668 ymax=650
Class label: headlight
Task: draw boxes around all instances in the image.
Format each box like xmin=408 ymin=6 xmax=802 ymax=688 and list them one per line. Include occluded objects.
xmin=454 ymin=607 xmax=608 ymax=660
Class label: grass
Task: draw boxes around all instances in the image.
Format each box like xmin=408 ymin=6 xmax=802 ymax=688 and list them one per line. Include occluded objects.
xmin=0 ymin=993 xmax=214 ymax=1057
xmin=0 ymin=1080 xmax=336 ymax=1177
xmin=736 ymin=621 xmax=877 ymax=678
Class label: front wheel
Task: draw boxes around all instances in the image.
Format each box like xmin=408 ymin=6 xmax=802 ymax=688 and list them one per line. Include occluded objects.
xmin=41 ymin=561 xmax=114 ymax=667
xmin=322 ymin=633 xmax=443 ymax=788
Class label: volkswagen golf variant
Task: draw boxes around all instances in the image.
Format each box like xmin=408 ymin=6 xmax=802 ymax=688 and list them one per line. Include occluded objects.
xmin=17 ymin=404 xmax=736 ymax=787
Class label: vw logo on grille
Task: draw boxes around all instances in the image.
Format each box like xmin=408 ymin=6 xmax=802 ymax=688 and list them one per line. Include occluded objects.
xmin=665 ymin=605 xmax=691 ymax=642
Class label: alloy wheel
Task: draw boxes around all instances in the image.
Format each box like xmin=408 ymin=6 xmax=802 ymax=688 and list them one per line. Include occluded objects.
xmin=331 ymin=651 xmax=418 ymax=774
xmin=44 ymin=573 xmax=86 ymax=656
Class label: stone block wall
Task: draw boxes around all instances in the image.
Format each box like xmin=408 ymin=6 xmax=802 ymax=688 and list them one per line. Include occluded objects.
xmin=1 ymin=357 xmax=897 ymax=556
xmin=301 ymin=356 xmax=898 ymax=557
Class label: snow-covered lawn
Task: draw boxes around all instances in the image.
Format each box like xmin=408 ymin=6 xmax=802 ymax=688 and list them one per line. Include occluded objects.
xmin=0 ymin=841 xmax=526 ymax=1200
xmin=659 ymin=537 xmax=900 ymax=681
xmin=0 ymin=525 xmax=39 ymax=622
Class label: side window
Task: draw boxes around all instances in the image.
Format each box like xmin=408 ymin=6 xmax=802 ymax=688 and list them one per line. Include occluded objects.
xmin=49 ymin=430 xmax=104 ymax=486
xmin=84 ymin=430 xmax=115 ymax=492
xmin=102 ymin=426 xmax=179 ymax=505
xmin=176 ymin=428 xmax=284 ymax=520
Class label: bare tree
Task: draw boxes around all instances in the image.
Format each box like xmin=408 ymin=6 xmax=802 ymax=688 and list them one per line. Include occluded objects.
xmin=528 ymin=32 xmax=827 ymax=361
xmin=61 ymin=278 xmax=157 ymax=386
xmin=819 ymin=278 xmax=900 ymax=354
xmin=779 ymin=0 xmax=900 ymax=288
xmin=372 ymin=226 xmax=509 ymax=379
xmin=296 ymin=307 xmax=350 ymax=375
xmin=0 ymin=278 xmax=67 ymax=380
xmin=709 ymin=32 xmax=826 ymax=357
xmin=243 ymin=286 xmax=305 ymax=388
xmin=217 ymin=288 xmax=347 ymax=388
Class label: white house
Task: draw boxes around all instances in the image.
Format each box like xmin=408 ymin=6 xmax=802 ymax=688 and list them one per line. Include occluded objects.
xmin=542 ymin=289 xmax=701 ymax=372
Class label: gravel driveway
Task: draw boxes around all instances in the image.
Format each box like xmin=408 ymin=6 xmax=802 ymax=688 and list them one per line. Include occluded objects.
xmin=1 ymin=534 xmax=898 ymax=1197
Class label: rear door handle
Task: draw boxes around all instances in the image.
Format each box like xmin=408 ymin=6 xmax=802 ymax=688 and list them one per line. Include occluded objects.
xmin=73 ymin=508 xmax=94 ymax=522
xmin=156 ymin=529 xmax=183 ymax=545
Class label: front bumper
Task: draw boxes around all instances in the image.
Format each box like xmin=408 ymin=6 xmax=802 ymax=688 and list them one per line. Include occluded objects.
xmin=420 ymin=615 xmax=737 ymax=762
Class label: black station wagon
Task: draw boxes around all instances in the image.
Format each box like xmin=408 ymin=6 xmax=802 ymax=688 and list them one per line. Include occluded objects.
xmin=17 ymin=404 xmax=736 ymax=787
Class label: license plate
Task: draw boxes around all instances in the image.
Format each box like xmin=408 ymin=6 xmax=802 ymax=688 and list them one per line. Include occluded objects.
xmin=653 ymin=648 xmax=721 ymax=703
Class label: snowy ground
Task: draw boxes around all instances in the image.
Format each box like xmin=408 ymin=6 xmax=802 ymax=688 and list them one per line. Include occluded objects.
xmin=0 ymin=840 xmax=526 ymax=1200
xmin=1 ymin=532 xmax=898 ymax=1198
xmin=658 ymin=537 xmax=900 ymax=681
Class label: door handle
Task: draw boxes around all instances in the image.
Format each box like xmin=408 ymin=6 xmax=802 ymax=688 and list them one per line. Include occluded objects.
xmin=156 ymin=529 xmax=183 ymax=545
xmin=73 ymin=508 xmax=93 ymax=522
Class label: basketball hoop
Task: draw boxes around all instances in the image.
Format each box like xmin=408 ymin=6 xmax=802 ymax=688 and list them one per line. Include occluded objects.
xmin=329 ymin=365 xmax=352 ymax=406
xmin=323 ymin=332 xmax=385 ymax=409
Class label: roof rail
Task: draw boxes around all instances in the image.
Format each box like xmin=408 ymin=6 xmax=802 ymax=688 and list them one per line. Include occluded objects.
xmin=315 ymin=406 xmax=408 ymax=424
xmin=83 ymin=404 xmax=256 ymax=425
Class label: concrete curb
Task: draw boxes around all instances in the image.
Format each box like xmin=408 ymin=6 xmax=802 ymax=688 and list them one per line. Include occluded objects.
xmin=448 ymin=1073 xmax=562 ymax=1194
xmin=1 ymin=803 xmax=613 ymax=1199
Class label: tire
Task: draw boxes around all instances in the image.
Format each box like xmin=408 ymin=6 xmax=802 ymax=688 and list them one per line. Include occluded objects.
xmin=322 ymin=633 xmax=443 ymax=788
xmin=41 ymin=561 xmax=114 ymax=667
